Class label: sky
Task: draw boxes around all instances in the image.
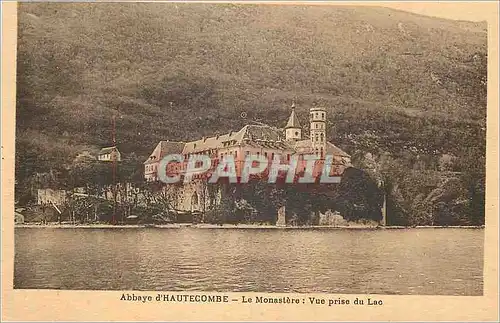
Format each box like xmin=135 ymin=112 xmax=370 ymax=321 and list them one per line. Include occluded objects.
xmin=245 ymin=1 xmax=497 ymax=22
xmin=381 ymin=2 xmax=496 ymax=22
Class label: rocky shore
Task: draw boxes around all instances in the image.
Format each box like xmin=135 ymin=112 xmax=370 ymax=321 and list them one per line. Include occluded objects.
xmin=14 ymin=223 xmax=484 ymax=229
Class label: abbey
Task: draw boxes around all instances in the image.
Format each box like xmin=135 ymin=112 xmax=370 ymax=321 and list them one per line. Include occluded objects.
xmin=143 ymin=103 xmax=352 ymax=212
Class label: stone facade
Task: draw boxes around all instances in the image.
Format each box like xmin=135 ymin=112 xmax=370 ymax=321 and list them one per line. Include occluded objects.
xmin=276 ymin=206 xmax=286 ymax=226
xmin=318 ymin=210 xmax=347 ymax=226
xmin=161 ymin=180 xmax=222 ymax=212
xmin=37 ymin=188 xmax=67 ymax=206
xmin=144 ymin=141 xmax=185 ymax=182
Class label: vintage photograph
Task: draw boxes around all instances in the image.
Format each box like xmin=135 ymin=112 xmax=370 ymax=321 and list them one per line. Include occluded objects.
xmin=14 ymin=2 xmax=487 ymax=296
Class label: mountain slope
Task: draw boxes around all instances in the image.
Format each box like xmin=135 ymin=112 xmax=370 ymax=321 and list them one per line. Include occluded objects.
xmin=15 ymin=3 xmax=487 ymax=179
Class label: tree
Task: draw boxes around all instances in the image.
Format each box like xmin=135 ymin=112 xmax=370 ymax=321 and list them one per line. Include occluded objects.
xmin=335 ymin=167 xmax=383 ymax=222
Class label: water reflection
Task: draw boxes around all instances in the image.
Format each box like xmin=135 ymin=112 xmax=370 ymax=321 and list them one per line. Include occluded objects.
xmin=14 ymin=227 xmax=484 ymax=295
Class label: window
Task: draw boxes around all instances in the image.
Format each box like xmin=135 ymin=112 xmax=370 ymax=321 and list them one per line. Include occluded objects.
xmin=320 ymin=133 xmax=324 ymax=142
xmin=245 ymin=151 xmax=250 ymax=156
xmin=295 ymin=131 xmax=299 ymax=136
xmin=316 ymin=124 xmax=319 ymax=129
xmin=315 ymin=134 xmax=319 ymax=142
xmin=287 ymin=154 xmax=290 ymax=161
xmin=322 ymin=113 xmax=325 ymax=118
xmin=264 ymin=152 xmax=268 ymax=158
xmin=271 ymin=153 xmax=275 ymax=159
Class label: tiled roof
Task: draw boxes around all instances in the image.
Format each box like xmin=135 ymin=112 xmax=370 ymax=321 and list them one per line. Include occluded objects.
xmin=182 ymin=133 xmax=231 ymax=154
xmin=292 ymin=140 xmax=350 ymax=157
xmin=178 ymin=124 xmax=350 ymax=157
xmin=243 ymin=125 xmax=284 ymax=142
xmin=292 ymin=139 xmax=315 ymax=154
xmin=159 ymin=141 xmax=184 ymax=155
xmin=99 ymin=146 xmax=118 ymax=154
xmin=182 ymin=124 xmax=291 ymax=154
xmin=285 ymin=108 xmax=301 ymax=129
xmin=144 ymin=141 xmax=184 ymax=164
xmin=326 ymin=142 xmax=350 ymax=157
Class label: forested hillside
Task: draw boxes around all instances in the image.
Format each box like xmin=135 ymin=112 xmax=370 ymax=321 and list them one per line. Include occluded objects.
xmin=15 ymin=3 xmax=487 ymax=225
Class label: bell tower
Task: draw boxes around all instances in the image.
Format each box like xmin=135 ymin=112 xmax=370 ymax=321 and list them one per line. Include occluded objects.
xmin=309 ymin=107 xmax=326 ymax=157
xmin=285 ymin=103 xmax=302 ymax=141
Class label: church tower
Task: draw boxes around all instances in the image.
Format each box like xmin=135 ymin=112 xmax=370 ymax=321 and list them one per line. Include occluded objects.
xmin=309 ymin=107 xmax=326 ymax=157
xmin=285 ymin=103 xmax=302 ymax=141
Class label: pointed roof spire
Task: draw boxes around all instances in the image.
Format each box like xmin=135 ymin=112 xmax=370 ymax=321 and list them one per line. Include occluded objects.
xmin=285 ymin=102 xmax=301 ymax=129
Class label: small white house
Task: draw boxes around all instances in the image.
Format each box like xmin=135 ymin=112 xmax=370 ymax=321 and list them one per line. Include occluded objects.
xmin=97 ymin=146 xmax=121 ymax=162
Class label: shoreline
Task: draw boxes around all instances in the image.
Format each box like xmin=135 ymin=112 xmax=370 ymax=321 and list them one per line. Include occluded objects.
xmin=15 ymin=223 xmax=485 ymax=230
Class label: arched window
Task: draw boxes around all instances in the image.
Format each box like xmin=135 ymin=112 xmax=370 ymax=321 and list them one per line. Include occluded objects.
xmin=320 ymin=133 xmax=324 ymax=142
xmin=315 ymin=134 xmax=319 ymax=142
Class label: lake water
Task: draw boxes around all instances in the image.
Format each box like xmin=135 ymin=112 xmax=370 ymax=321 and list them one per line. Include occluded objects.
xmin=14 ymin=227 xmax=484 ymax=295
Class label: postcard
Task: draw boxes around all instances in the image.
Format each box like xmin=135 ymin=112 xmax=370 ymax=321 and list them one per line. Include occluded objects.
xmin=2 ymin=1 xmax=498 ymax=321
